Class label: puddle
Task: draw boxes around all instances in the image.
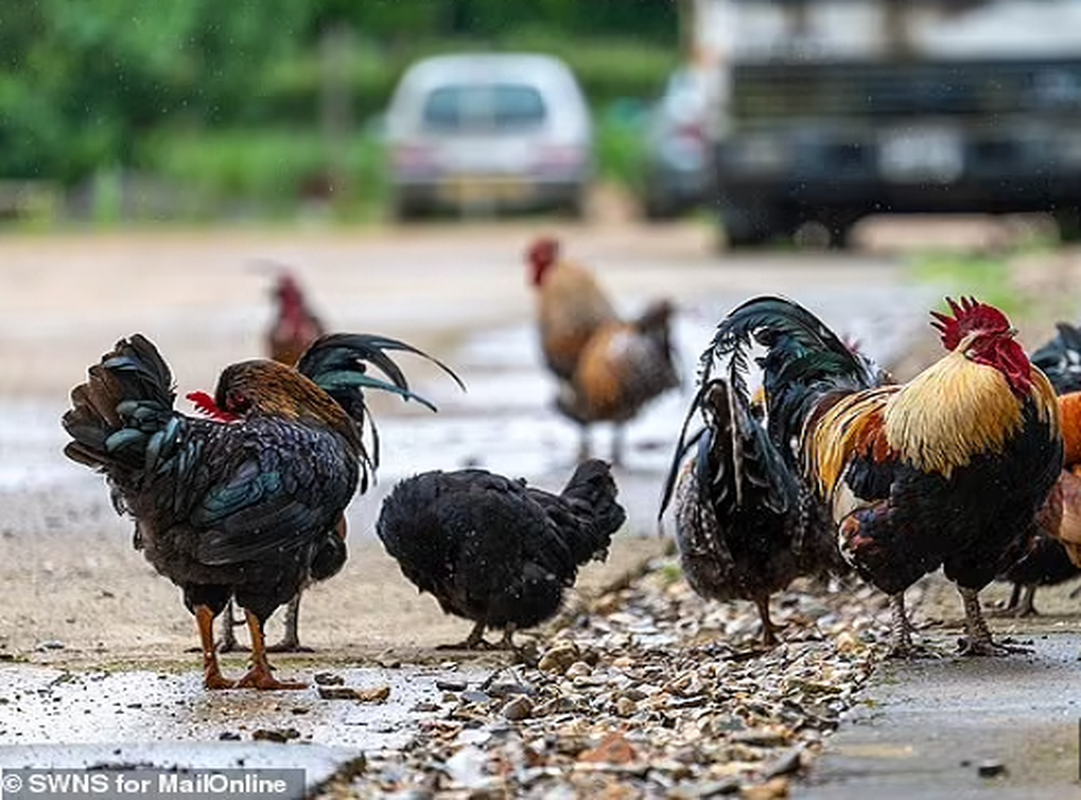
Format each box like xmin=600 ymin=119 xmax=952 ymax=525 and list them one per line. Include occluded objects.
xmin=0 ymin=663 xmax=491 ymax=751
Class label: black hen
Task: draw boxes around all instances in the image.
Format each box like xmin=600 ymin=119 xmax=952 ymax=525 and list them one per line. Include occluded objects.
xmin=63 ymin=332 xmax=458 ymax=689
xmin=661 ymin=369 xmax=840 ymax=646
xmin=376 ymin=459 xmax=626 ymax=649
xmin=1031 ymin=322 xmax=1081 ymax=394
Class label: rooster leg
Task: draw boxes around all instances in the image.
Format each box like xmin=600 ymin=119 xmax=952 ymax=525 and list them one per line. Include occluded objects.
xmin=497 ymin=625 xmax=517 ymax=650
xmin=755 ymin=597 xmax=779 ymax=647
xmin=217 ymin=599 xmax=249 ymax=653
xmin=577 ymin=425 xmax=593 ymax=463
xmin=195 ymin=605 xmax=235 ymax=690
xmin=611 ymin=425 xmax=625 ymax=468
xmin=886 ymin=593 xmax=915 ymax=658
xmin=1014 ymin=585 xmax=1038 ymax=617
xmin=235 ymin=610 xmax=307 ymax=690
xmin=436 ymin=621 xmax=493 ymax=650
xmin=266 ymin=594 xmax=312 ymax=653
xmin=957 ymin=587 xmax=1031 ymax=656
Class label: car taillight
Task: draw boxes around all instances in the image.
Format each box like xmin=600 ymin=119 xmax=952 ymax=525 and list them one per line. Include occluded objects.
xmin=675 ymin=122 xmax=703 ymax=142
xmin=535 ymin=145 xmax=585 ymax=169
xmin=393 ymin=144 xmax=435 ymax=172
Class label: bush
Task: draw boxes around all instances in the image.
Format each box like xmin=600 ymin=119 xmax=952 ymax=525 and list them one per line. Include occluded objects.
xmin=136 ymin=128 xmax=387 ymax=220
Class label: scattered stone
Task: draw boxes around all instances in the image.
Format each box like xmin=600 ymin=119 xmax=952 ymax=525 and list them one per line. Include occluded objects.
xmin=306 ymin=554 xmax=890 ymax=798
xmin=976 ymin=760 xmax=1008 ymax=778
xmin=741 ymin=777 xmax=790 ymax=799
xmin=313 ymin=672 xmax=344 ymax=686
xmin=36 ymin=640 xmax=64 ymax=651
xmin=251 ymin=728 xmax=300 ymax=743
xmin=538 ymin=642 xmax=580 ymax=674
xmin=502 ymin=696 xmax=534 ymax=721
xmin=317 ymin=685 xmax=391 ymax=703
xmin=218 ymin=731 xmax=241 ymax=741
xmin=578 ymin=731 xmax=638 ymax=765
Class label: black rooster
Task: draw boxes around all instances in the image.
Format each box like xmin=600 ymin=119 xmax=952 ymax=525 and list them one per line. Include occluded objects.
xmin=376 ymin=460 xmax=625 ymax=649
xmin=63 ymin=332 xmax=460 ymax=689
xmin=660 ymin=372 xmax=842 ymax=647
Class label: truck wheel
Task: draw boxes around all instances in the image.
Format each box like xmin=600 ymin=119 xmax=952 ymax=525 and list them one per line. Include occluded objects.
xmin=1054 ymin=207 xmax=1081 ymax=243
xmin=720 ymin=207 xmax=780 ymax=249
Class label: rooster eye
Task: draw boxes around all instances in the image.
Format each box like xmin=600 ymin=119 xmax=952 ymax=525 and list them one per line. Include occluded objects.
xmin=226 ymin=391 xmax=251 ymax=413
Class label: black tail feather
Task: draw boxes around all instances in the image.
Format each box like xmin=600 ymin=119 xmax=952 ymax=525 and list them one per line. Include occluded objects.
xmin=295 ymin=332 xmax=465 ymax=473
xmin=62 ymin=334 xmax=176 ymax=475
xmin=702 ymin=296 xmax=881 ymax=465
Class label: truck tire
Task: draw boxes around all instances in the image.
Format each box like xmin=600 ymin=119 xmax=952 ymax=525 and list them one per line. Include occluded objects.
xmin=1053 ymin=206 xmax=1081 ymax=243
xmin=719 ymin=206 xmax=782 ymax=249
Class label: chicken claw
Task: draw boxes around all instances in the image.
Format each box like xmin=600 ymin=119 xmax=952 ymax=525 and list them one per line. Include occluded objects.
xmin=235 ymin=609 xmax=307 ymax=690
xmin=957 ymin=587 xmax=1032 ymax=656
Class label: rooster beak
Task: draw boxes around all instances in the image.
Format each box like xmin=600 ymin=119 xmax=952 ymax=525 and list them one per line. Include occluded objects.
xmin=1008 ymin=327 xmax=1019 ymax=338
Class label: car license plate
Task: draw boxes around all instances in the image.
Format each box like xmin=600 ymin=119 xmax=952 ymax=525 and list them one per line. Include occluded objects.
xmin=439 ymin=177 xmax=528 ymax=204
xmin=879 ymin=127 xmax=963 ymax=183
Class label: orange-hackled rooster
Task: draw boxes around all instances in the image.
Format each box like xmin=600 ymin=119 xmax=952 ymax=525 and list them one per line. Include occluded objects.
xmin=992 ymin=329 xmax=1081 ymax=614
xmin=1033 ymin=390 xmax=1081 ymax=576
xmin=526 ymin=236 xmax=679 ymax=465
xmin=704 ymin=295 xmax=1063 ymax=656
xmin=63 ymin=332 xmax=461 ymax=690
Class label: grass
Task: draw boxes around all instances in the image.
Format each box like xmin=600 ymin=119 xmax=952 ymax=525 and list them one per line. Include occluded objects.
xmin=907 ymin=251 xmax=1023 ymax=315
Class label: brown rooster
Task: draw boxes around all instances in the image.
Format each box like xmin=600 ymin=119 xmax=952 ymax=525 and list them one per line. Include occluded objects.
xmin=218 ymin=271 xmax=329 ymax=654
xmin=268 ymin=271 xmax=325 ymax=366
xmin=705 ymin=295 xmax=1062 ymax=656
xmin=63 ymin=332 xmax=460 ymax=689
xmin=526 ymin=236 xmax=679 ymax=464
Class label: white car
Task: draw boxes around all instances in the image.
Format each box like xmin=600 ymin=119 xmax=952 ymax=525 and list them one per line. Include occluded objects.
xmin=384 ymin=53 xmax=594 ymax=219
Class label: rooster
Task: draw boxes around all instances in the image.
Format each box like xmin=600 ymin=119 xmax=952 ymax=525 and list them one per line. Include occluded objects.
xmin=218 ymin=270 xmax=329 ymax=654
xmin=704 ymin=295 xmax=1062 ymax=656
xmin=63 ymin=332 xmax=460 ymax=689
xmin=993 ymin=330 xmax=1081 ymax=614
xmin=1026 ymin=390 xmax=1081 ymax=590
xmin=268 ymin=271 xmax=325 ymax=367
xmin=526 ymin=236 xmax=679 ymax=464
xmin=375 ymin=459 xmax=625 ymax=650
xmin=659 ymin=376 xmax=841 ymax=646
xmin=527 ymin=236 xmax=618 ymax=384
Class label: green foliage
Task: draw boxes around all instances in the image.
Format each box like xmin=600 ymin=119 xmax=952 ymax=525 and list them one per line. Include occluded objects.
xmin=136 ymin=128 xmax=387 ymax=220
xmin=0 ymin=1 xmax=679 ymax=217
xmin=907 ymin=251 xmax=1028 ymax=317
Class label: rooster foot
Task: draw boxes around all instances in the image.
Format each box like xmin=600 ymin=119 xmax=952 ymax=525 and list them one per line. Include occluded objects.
xmin=886 ymin=641 xmax=943 ymax=660
xmin=217 ymin=640 xmax=251 ymax=653
xmin=235 ymin=666 xmax=307 ymax=690
xmin=956 ymin=636 xmax=1033 ymax=657
xmin=436 ymin=638 xmax=495 ymax=651
xmin=203 ymin=673 xmax=237 ymax=690
xmin=265 ymin=641 xmax=314 ymax=654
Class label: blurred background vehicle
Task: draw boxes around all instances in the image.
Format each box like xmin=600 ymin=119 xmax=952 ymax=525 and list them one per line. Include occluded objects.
xmin=384 ymin=53 xmax=594 ymax=221
xmin=690 ymin=0 xmax=1081 ymax=248
xmin=640 ymin=67 xmax=712 ymax=221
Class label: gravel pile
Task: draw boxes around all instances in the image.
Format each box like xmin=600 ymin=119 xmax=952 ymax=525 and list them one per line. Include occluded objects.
xmin=317 ymin=553 xmax=911 ymax=798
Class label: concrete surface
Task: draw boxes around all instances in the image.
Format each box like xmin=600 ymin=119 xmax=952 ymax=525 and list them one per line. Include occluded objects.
xmin=802 ymin=631 xmax=1081 ymax=799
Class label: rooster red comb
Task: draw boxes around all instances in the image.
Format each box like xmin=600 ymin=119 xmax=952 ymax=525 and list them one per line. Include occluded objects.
xmin=930 ymin=296 xmax=1013 ymax=351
